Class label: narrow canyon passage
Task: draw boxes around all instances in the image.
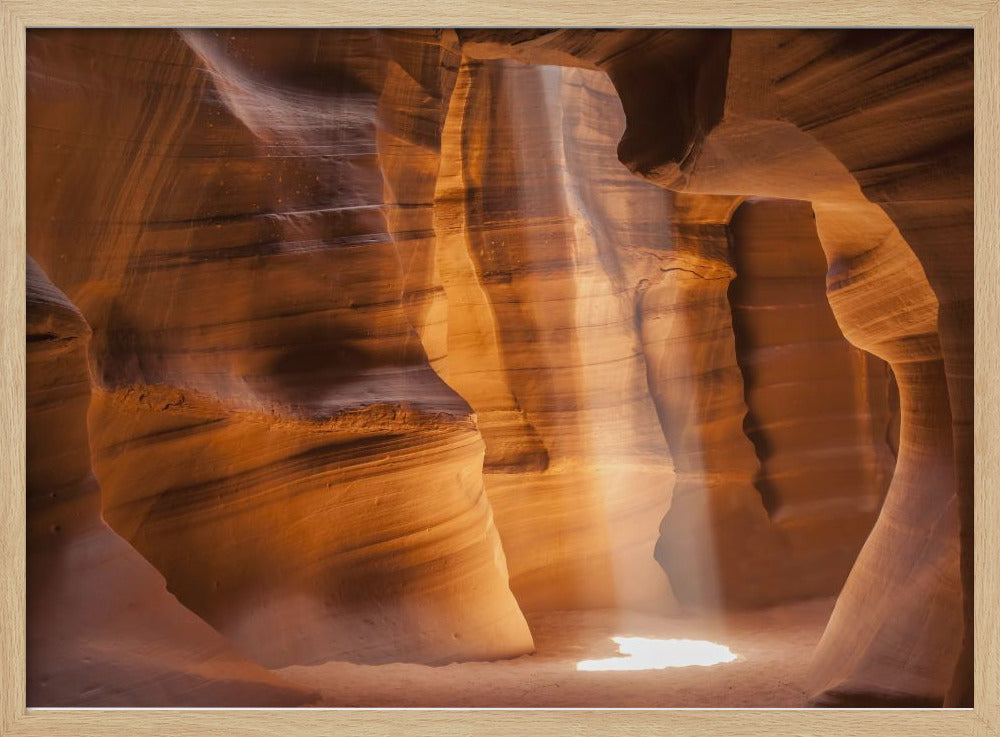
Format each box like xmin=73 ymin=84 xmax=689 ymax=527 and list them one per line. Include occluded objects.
xmin=25 ymin=28 xmax=972 ymax=708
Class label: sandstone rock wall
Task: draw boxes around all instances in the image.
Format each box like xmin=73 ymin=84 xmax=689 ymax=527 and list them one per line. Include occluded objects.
xmin=433 ymin=59 xmax=678 ymax=612
xmin=729 ymin=199 xmax=897 ymax=554
xmin=26 ymin=28 xmax=972 ymax=706
xmin=651 ymin=196 xmax=900 ymax=609
xmin=28 ymin=29 xmax=533 ymax=669
xmin=27 ymin=256 xmax=316 ymax=705
xmin=460 ymin=28 xmax=972 ymax=706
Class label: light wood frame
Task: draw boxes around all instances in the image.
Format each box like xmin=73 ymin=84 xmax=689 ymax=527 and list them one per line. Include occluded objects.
xmin=1 ymin=2 xmax=997 ymax=735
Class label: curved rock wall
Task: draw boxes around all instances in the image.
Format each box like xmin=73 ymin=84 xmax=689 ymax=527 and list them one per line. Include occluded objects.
xmin=432 ymin=58 xmax=678 ymax=612
xmin=464 ymin=28 xmax=971 ymax=706
xmin=431 ymin=57 xmax=902 ymax=616
xmin=725 ymin=31 xmax=971 ymax=706
xmin=638 ymin=194 xmax=768 ymax=609
xmin=647 ymin=196 xmax=900 ymax=609
xmin=26 ymin=256 xmax=316 ymax=705
xmin=26 ymin=28 xmax=972 ymax=706
xmin=27 ymin=28 xmax=532 ymax=668
xmin=729 ymin=199 xmax=897 ymax=532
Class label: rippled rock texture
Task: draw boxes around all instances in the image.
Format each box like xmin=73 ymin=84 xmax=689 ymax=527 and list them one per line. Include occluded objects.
xmin=26 ymin=28 xmax=971 ymax=707
xmin=26 ymin=257 xmax=316 ymax=706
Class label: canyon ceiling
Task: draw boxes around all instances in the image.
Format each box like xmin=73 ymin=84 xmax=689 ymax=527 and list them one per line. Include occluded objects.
xmin=25 ymin=28 xmax=972 ymax=707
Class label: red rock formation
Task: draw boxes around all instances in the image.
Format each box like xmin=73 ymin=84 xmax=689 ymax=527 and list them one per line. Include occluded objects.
xmin=461 ymin=28 xmax=972 ymax=706
xmin=648 ymin=196 xmax=900 ymax=609
xmin=433 ymin=58 xmax=677 ymax=612
xmin=723 ymin=31 xmax=971 ymax=707
xmin=26 ymin=256 xmax=315 ymax=706
xmin=28 ymin=28 xmax=532 ymax=669
xmin=728 ymin=199 xmax=897 ymax=571
xmin=25 ymin=28 xmax=972 ymax=707
xmin=433 ymin=58 xmax=900 ymax=615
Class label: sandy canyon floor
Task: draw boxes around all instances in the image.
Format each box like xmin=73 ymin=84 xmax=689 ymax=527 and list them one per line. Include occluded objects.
xmin=276 ymin=597 xmax=835 ymax=708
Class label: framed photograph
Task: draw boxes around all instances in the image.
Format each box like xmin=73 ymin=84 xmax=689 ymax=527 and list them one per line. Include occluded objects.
xmin=1 ymin=1 xmax=997 ymax=735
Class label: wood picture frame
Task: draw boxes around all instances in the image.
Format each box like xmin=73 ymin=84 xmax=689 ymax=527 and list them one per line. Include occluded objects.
xmin=1 ymin=1 xmax=997 ymax=734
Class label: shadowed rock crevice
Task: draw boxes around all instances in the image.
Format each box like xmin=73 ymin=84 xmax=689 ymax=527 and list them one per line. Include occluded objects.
xmin=727 ymin=198 xmax=897 ymax=524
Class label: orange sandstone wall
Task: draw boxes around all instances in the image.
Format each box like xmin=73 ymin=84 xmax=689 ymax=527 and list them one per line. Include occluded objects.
xmin=25 ymin=28 xmax=972 ymax=707
xmin=457 ymin=27 xmax=971 ymax=706
xmin=27 ymin=29 xmax=533 ymax=669
xmin=26 ymin=256 xmax=316 ymax=705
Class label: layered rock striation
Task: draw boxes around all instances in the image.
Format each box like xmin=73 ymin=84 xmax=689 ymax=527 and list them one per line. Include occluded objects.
xmin=26 ymin=28 xmax=972 ymax=707
xmin=459 ymin=28 xmax=972 ymax=706
xmin=28 ymin=29 xmax=532 ymax=670
xmin=26 ymin=256 xmax=316 ymax=705
xmin=433 ymin=59 xmax=678 ymax=612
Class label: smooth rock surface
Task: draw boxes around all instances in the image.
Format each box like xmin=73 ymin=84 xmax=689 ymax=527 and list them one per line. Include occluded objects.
xmin=26 ymin=256 xmax=317 ymax=706
xmin=28 ymin=28 xmax=533 ymax=669
xmin=25 ymin=28 xmax=972 ymax=707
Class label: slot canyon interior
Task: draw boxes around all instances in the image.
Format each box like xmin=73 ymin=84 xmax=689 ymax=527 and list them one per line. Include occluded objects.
xmin=25 ymin=28 xmax=973 ymax=708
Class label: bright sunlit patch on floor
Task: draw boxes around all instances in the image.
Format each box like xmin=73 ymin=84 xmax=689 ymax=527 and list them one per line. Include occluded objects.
xmin=576 ymin=637 xmax=738 ymax=671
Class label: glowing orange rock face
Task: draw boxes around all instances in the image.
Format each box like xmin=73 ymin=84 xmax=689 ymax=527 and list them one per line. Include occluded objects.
xmin=28 ymin=28 xmax=534 ymax=671
xmin=26 ymin=28 xmax=971 ymax=707
xmin=26 ymin=257 xmax=318 ymax=706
